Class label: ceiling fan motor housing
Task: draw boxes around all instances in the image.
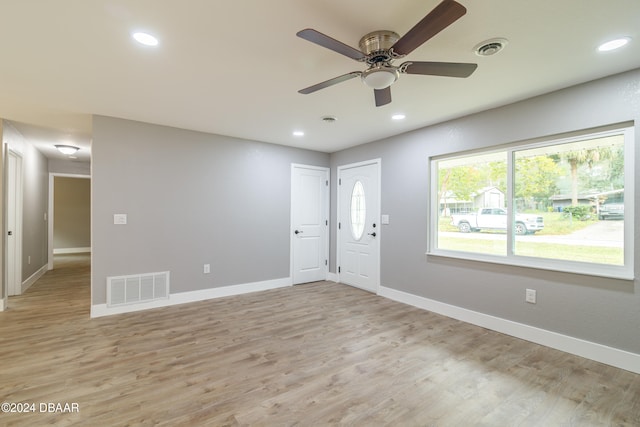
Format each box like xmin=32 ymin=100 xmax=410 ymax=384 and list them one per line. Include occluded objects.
xmin=359 ymin=30 xmax=400 ymax=64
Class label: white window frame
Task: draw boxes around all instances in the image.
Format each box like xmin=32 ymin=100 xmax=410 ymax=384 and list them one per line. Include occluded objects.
xmin=428 ymin=125 xmax=634 ymax=280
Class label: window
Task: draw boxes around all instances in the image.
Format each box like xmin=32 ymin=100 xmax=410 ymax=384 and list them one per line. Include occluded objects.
xmin=350 ymin=180 xmax=366 ymax=240
xmin=429 ymin=125 xmax=634 ymax=279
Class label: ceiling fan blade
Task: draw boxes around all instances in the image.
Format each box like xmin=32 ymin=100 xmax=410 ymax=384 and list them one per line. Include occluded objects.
xmin=299 ymin=72 xmax=362 ymax=94
xmin=297 ymin=29 xmax=366 ymax=61
xmin=402 ymin=61 xmax=477 ymax=78
xmin=392 ymin=0 xmax=467 ymax=56
xmin=374 ymin=87 xmax=392 ymax=107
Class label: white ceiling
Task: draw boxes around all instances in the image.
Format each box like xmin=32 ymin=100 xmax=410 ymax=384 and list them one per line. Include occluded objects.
xmin=1 ymin=0 xmax=639 ymax=160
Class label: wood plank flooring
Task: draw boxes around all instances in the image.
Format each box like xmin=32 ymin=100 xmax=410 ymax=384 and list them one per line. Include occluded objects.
xmin=1 ymin=254 xmax=639 ymax=426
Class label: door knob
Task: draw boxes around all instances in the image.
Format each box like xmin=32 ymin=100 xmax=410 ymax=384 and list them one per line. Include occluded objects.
xmin=368 ymin=232 xmax=376 ymax=237
xmin=7 ymin=231 xmax=12 ymax=236
xmin=294 ymin=230 xmax=303 ymax=235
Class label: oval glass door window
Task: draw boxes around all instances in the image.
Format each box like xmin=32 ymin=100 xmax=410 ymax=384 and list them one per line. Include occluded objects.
xmin=350 ymin=180 xmax=366 ymax=240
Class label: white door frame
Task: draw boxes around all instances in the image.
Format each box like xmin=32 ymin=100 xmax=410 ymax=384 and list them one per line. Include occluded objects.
xmin=48 ymin=173 xmax=91 ymax=270
xmin=336 ymin=158 xmax=381 ymax=292
xmin=290 ymin=164 xmax=330 ymax=284
xmin=6 ymin=150 xmax=24 ymax=296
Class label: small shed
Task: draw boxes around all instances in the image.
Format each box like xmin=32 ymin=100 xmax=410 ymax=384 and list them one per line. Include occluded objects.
xmin=474 ymin=186 xmax=505 ymax=208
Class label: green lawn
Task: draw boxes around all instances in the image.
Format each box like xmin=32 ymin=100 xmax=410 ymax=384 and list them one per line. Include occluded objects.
xmin=437 ymin=212 xmax=623 ymax=265
xmin=437 ymin=236 xmax=623 ymax=265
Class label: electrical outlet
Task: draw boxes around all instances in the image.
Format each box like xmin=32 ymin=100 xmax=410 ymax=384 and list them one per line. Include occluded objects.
xmin=204 ymin=264 xmax=211 ymax=274
xmin=525 ymin=288 xmax=537 ymax=304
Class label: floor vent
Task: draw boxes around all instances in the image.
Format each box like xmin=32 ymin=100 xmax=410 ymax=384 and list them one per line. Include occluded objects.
xmin=107 ymin=271 xmax=170 ymax=307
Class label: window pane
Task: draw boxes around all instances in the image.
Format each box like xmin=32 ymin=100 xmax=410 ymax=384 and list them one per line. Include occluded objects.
xmin=350 ymin=180 xmax=366 ymax=240
xmin=514 ymin=134 xmax=625 ymax=265
xmin=436 ymin=152 xmax=508 ymax=256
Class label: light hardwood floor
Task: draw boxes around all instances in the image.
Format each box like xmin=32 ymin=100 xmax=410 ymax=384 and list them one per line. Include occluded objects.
xmin=1 ymin=254 xmax=639 ymax=426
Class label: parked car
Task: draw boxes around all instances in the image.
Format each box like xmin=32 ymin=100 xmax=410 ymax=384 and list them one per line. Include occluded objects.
xmin=450 ymin=207 xmax=544 ymax=235
xmin=599 ymin=202 xmax=624 ymax=220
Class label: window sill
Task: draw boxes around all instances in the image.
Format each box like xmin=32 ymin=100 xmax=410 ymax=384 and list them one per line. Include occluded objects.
xmin=426 ymin=249 xmax=634 ymax=281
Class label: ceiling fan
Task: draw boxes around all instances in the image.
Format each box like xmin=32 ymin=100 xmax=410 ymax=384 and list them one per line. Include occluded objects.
xmin=297 ymin=0 xmax=477 ymax=107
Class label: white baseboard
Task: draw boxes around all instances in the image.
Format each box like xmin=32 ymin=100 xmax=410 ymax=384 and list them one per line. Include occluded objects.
xmin=326 ymin=272 xmax=339 ymax=282
xmin=22 ymin=264 xmax=48 ymax=294
xmin=91 ymin=277 xmax=292 ymax=318
xmin=378 ymin=285 xmax=640 ymax=375
xmin=0 ymin=297 xmax=6 ymax=311
xmin=53 ymin=247 xmax=91 ymax=254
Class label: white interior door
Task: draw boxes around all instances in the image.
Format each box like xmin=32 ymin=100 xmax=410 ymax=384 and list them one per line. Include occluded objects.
xmin=338 ymin=160 xmax=380 ymax=293
xmin=291 ymin=165 xmax=329 ymax=284
xmin=7 ymin=151 xmax=23 ymax=296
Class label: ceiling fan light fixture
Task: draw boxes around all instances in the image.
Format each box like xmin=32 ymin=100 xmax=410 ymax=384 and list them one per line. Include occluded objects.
xmin=361 ymin=67 xmax=399 ymax=90
xmin=55 ymin=144 xmax=80 ymax=155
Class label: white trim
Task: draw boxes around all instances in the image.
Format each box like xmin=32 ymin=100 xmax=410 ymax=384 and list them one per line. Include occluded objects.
xmin=48 ymin=173 xmax=91 ymax=270
xmin=22 ymin=264 xmax=48 ymax=293
xmin=53 ymin=247 xmax=91 ymax=254
xmin=91 ymin=276 xmax=292 ymax=318
xmin=0 ymin=298 xmax=6 ymax=311
xmin=326 ymin=272 xmax=338 ymax=282
xmin=7 ymin=150 xmax=23 ymax=296
xmin=378 ymin=285 xmax=640 ymax=375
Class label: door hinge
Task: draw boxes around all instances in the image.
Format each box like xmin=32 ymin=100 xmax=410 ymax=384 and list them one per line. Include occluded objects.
xmin=326 ymin=180 xmax=329 ymax=186
xmin=325 ymin=260 xmax=328 ymax=266
xmin=339 ymin=178 xmax=341 ymax=185
xmin=338 ymin=222 xmax=341 ymax=230
xmin=338 ymin=266 xmax=341 ymax=273
xmin=325 ymin=220 xmax=328 ymax=226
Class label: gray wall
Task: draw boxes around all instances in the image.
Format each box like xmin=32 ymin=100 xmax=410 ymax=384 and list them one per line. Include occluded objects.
xmin=2 ymin=122 xmax=49 ymax=281
xmin=54 ymin=177 xmax=91 ymax=250
xmin=22 ymin=138 xmax=49 ymax=280
xmin=49 ymin=158 xmax=91 ymax=175
xmin=330 ymin=69 xmax=640 ymax=355
xmin=91 ymin=116 xmax=329 ymax=305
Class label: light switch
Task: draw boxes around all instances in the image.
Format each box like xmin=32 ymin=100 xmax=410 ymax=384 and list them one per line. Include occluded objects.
xmin=381 ymin=214 xmax=390 ymax=225
xmin=114 ymin=214 xmax=127 ymax=225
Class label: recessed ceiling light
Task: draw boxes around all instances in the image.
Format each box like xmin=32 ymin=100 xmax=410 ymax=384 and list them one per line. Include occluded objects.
xmin=293 ymin=131 xmax=305 ymax=137
xmin=132 ymin=32 xmax=159 ymax=47
xmin=598 ymin=37 xmax=630 ymax=52
xmin=392 ymin=114 xmax=406 ymax=120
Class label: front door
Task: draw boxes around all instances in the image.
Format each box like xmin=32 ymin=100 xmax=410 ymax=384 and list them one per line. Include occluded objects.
xmin=291 ymin=164 xmax=329 ymax=284
xmin=338 ymin=160 xmax=380 ymax=293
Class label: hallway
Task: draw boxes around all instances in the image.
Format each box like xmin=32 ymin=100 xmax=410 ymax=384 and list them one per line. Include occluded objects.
xmin=5 ymin=253 xmax=90 ymax=316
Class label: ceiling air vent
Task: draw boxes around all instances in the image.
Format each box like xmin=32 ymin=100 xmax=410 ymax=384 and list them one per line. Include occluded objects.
xmin=474 ymin=38 xmax=508 ymax=56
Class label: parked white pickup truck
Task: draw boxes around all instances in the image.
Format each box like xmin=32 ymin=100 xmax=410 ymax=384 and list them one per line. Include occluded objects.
xmin=450 ymin=207 xmax=544 ymax=235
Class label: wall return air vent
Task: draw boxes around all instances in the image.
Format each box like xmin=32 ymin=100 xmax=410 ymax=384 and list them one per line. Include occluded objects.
xmin=107 ymin=271 xmax=170 ymax=307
